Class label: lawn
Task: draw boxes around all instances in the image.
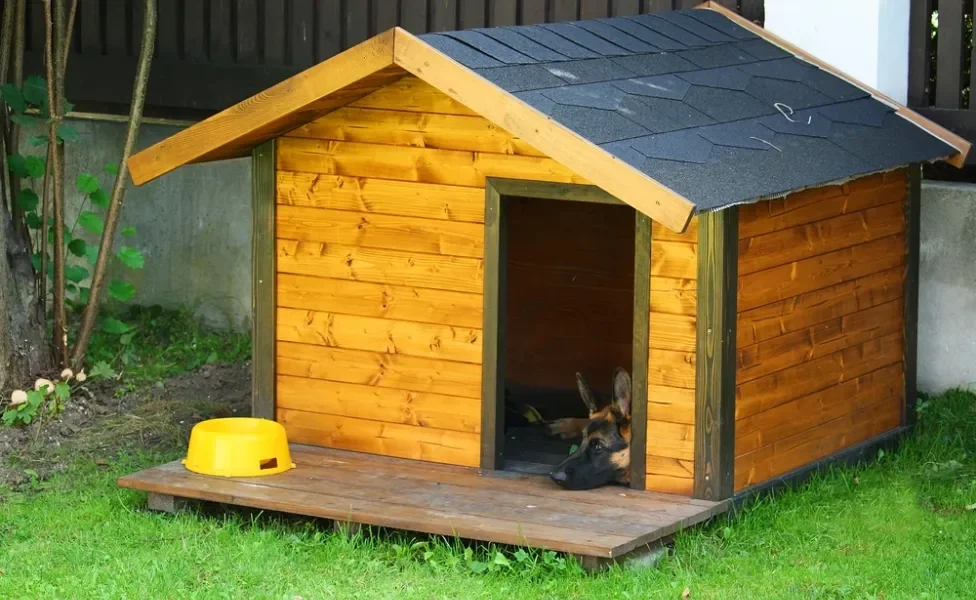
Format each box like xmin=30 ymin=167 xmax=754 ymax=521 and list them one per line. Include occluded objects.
xmin=1 ymin=315 xmax=974 ymax=599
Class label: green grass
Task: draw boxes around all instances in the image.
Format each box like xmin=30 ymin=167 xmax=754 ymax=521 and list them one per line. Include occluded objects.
xmin=85 ymin=305 xmax=251 ymax=387
xmin=1 ymin=390 xmax=974 ymax=599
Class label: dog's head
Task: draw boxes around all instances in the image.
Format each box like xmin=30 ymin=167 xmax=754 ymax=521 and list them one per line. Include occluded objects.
xmin=549 ymin=368 xmax=632 ymax=490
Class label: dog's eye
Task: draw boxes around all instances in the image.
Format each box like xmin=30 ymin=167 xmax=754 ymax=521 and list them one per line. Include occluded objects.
xmin=590 ymin=440 xmax=604 ymax=452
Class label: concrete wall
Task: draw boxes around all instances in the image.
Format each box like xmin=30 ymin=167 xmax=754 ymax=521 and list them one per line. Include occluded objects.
xmin=919 ymin=181 xmax=976 ymax=393
xmin=19 ymin=118 xmax=253 ymax=331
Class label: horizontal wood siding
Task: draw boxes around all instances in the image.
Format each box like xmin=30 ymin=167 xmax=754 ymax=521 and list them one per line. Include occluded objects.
xmin=505 ymin=197 xmax=635 ymax=391
xmin=647 ymin=218 xmax=698 ymax=496
xmin=734 ymin=172 xmax=908 ymax=491
xmin=274 ymin=75 xmax=590 ymax=467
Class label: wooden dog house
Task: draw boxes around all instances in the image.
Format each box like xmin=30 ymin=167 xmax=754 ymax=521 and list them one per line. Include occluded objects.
xmin=118 ymin=3 xmax=970 ymax=567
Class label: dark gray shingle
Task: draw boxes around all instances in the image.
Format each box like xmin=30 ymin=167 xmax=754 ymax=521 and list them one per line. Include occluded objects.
xmin=610 ymin=53 xmax=697 ymax=77
xmin=442 ymin=30 xmax=537 ymax=64
xmin=549 ymin=104 xmax=650 ymax=144
xmin=598 ymin=18 xmax=689 ymax=51
xmin=537 ymin=23 xmax=632 ymax=56
xmin=477 ymin=28 xmax=569 ymax=62
xmin=544 ymin=58 xmax=637 ymax=84
xmin=516 ymin=26 xmax=601 ymax=59
xmin=617 ymin=95 xmax=716 ymax=133
xmin=685 ymin=9 xmax=758 ymax=40
xmin=611 ymin=74 xmax=691 ymax=100
xmin=421 ymin=34 xmax=502 ymax=68
xmin=677 ymin=66 xmax=752 ymax=91
xmin=655 ymin=12 xmax=737 ymax=43
xmin=572 ymin=20 xmax=660 ymax=53
xmin=474 ymin=65 xmax=569 ymax=92
xmin=678 ymin=44 xmax=758 ymax=69
xmin=625 ymin=15 xmax=715 ymax=47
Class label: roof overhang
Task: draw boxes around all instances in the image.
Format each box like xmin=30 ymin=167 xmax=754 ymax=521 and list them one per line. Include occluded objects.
xmin=127 ymin=29 xmax=402 ymax=186
xmin=701 ymin=2 xmax=971 ymax=168
xmin=128 ymin=2 xmax=971 ymax=234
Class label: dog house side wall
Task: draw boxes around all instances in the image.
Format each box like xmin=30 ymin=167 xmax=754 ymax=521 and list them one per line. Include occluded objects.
xmin=733 ymin=170 xmax=909 ymax=492
xmin=646 ymin=220 xmax=699 ymax=495
xmin=269 ymin=75 xmax=592 ymax=468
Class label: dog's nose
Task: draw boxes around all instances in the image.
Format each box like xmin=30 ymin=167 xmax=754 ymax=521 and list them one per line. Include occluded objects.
xmin=550 ymin=470 xmax=568 ymax=483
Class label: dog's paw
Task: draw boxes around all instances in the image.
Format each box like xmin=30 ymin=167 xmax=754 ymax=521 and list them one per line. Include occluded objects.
xmin=545 ymin=418 xmax=585 ymax=440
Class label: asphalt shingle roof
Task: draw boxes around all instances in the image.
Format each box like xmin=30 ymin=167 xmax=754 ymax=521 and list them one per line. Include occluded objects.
xmin=419 ymin=9 xmax=955 ymax=211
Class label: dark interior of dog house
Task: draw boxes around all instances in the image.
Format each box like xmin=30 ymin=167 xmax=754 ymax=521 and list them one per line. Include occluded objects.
xmin=501 ymin=196 xmax=636 ymax=473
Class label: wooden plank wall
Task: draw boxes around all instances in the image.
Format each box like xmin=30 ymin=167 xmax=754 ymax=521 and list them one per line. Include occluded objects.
xmin=505 ymin=198 xmax=635 ymax=392
xmin=646 ymin=218 xmax=699 ymax=495
xmin=734 ymin=171 xmax=908 ymax=491
xmin=273 ymin=75 xmax=589 ymax=468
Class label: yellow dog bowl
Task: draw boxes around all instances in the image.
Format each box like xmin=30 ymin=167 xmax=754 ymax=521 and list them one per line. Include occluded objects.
xmin=182 ymin=418 xmax=296 ymax=477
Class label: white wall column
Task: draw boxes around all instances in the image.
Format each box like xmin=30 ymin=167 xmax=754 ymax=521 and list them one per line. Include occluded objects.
xmin=763 ymin=0 xmax=910 ymax=104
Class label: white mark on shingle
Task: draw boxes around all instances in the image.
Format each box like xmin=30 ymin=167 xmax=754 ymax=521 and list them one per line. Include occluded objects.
xmin=547 ymin=69 xmax=578 ymax=81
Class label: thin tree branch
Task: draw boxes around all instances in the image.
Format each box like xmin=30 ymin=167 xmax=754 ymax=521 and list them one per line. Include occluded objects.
xmin=60 ymin=0 xmax=77 ymax=79
xmin=39 ymin=142 xmax=52 ymax=312
xmin=11 ymin=0 xmax=24 ymax=91
xmin=0 ymin=0 xmax=15 ymax=83
xmin=71 ymin=0 xmax=156 ymax=368
xmin=43 ymin=0 xmax=67 ymax=367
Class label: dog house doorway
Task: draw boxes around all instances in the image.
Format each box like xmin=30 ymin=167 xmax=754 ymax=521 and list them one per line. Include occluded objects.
xmin=482 ymin=179 xmax=650 ymax=489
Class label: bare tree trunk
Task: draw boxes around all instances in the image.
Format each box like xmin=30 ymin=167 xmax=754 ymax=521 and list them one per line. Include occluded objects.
xmin=8 ymin=0 xmax=26 ymax=239
xmin=0 ymin=192 xmax=51 ymax=392
xmin=0 ymin=1 xmax=51 ymax=390
xmin=71 ymin=0 xmax=156 ymax=368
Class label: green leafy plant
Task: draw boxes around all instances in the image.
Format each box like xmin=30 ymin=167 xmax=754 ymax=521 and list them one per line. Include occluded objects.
xmin=2 ymin=80 xmax=146 ymax=367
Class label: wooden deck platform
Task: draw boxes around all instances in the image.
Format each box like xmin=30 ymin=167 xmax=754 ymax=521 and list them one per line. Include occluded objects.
xmin=118 ymin=445 xmax=727 ymax=564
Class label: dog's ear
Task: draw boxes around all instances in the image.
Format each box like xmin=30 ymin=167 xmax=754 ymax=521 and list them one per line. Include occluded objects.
xmin=612 ymin=368 xmax=631 ymax=418
xmin=575 ymin=372 xmax=599 ymax=415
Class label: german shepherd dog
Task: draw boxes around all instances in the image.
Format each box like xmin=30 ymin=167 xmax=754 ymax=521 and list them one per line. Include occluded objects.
xmin=545 ymin=368 xmax=632 ymax=490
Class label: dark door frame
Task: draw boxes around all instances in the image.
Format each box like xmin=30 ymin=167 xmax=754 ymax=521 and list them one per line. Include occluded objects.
xmin=481 ymin=177 xmax=651 ymax=490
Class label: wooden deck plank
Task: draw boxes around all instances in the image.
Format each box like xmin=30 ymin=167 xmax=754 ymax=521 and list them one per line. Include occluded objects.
xmin=292 ymin=445 xmax=711 ymax=518
xmin=118 ymin=445 xmax=725 ymax=559
xmin=250 ymin=461 xmax=680 ymax=535
xmin=296 ymin=445 xmax=721 ymax=509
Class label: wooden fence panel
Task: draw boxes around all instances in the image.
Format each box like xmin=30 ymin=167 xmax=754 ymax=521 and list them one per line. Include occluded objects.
xmin=907 ymin=0 xmax=934 ymax=107
xmin=935 ymin=0 xmax=965 ymax=109
xmin=3 ymin=0 xmax=756 ymax=115
xmin=908 ymin=0 xmax=976 ymax=161
xmin=209 ymin=0 xmax=234 ymax=61
xmin=489 ymin=0 xmax=517 ymax=26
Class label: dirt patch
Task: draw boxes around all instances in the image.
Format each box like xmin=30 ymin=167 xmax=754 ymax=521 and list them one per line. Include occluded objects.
xmin=0 ymin=361 xmax=252 ymax=490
